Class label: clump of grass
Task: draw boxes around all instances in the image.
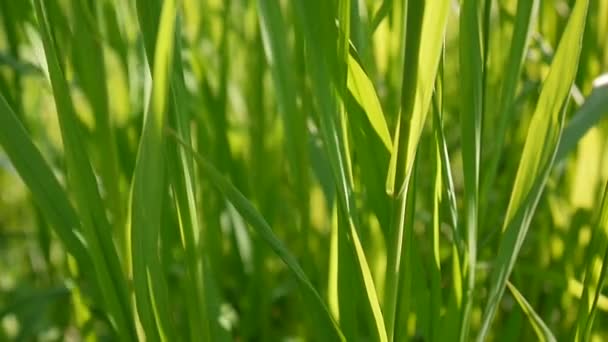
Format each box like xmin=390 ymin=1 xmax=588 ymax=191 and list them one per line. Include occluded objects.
xmin=1 ymin=0 xmax=608 ymax=340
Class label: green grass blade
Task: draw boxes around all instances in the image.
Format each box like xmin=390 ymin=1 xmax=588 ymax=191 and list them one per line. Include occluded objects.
xmin=481 ymin=0 xmax=539 ymax=208
xmin=292 ymin=1 xmax=388 ymax=340
xmin=130 ymin=0 xmax=179 ymax=340
xmin=70 ymin=0 xmax=123 ymax=231
xmin=575 ymin=183 xmax=608 ymax=341
xmin=347 ymin=52 xmax=392 ymax=151
xmin=384 ymin=1 xmax=449 ymax=339
xmin=507 ymin=282 xmax=557 ymax=342
xmin=458 ymin=0 xmax=484 ymax=338
xmin=556 ymin=75 xmax=608 ymax=162
xmin=0 ymin=94 xmax=91 ymax=277
xmin=478 ymin=1 xmax=590 ymax=339
xmin=32 ymin=1 xmax=136 ymax=339
xmin=169 ymin=130 xmax=345 ymax=341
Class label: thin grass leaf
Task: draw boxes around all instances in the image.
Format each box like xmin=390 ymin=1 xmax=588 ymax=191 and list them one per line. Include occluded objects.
xmin=384 ymin=1 xmax=449 ymax=339
xmin=481 ymin=0 xmax=540 ymax=209
xmin=507 ymin=282 xmax=557 ymax=342
xmin=556 ymin=74 xmax=608 ymax=162
xmin=32 ymin=1 xmax=136 ymax=339
xmin=478 ymin=1 xmax=590 ymax=339
xmin=458 ymin=0 xmax=484 ymax=338
xmin=575 ymin=183 xmax=608 ymax=341
xmin=292 ymin=1 xmax=388 ymax=340
xmin=347 ymin=52 xmax=392 ymax=151
xmin=130 ymin=0 xmax=180 ymax=340
xmin=0 ymin=94 xmax=91 ymax=279
xmin=169 ymin=130 xmax=345 ymax=341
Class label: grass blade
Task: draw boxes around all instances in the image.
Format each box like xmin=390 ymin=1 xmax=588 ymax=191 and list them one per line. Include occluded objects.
xmin=169 ymin=130 xmax=345 ymax=341
xmin=458 ymin=0 xmax=484 ymax=338
xmin=478 ymin=1 xmax=590 ymax=339
xmin=556 ymin=75 xmax=608 ymax=162
xmin=575 ymin=183 xmax=608 ymax=341
xmin=32 ymin=1 xmax=136 ymax=339
xmin=0 ymin=94 xmax=91 ymax=279
xmin=507 ymin=282 xmax=557 ymax=342
xmin=347 ymin=52 xmax=392 ymax=151
xmin=129 ymin=0 xmax=180 ymax=340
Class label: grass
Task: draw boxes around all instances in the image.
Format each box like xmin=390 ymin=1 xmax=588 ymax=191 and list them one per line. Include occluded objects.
xmin=0 ymin=0 xmax=608 ymax=340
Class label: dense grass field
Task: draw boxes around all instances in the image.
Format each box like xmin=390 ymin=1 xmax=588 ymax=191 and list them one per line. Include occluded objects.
xmin=1 ymin=0 xmax=608 ymax=340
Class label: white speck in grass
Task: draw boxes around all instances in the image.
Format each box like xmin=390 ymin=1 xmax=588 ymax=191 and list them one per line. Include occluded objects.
xmin=593 ymin=73 xmax=608 ymax=88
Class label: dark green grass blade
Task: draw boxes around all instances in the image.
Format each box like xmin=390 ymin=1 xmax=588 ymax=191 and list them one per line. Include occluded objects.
xmin=458 ymin=0 xmax=484 ymax=338
xmin=575 ymin=183 xmax=608 ymax=341
xmin=292 ymin=1 xmax=388 ymax=340
xmin=169 ymin=130 xmax=346 ymax=341
xmin=32 ymin=1 xmax=136 ymax=339
xmin=130 ymin=0 xmax=179 ymax=340
xmin=0 ymin=94 xmax=90 ymax=277
xmin=481 ymin=0 xmax=539 ymax=208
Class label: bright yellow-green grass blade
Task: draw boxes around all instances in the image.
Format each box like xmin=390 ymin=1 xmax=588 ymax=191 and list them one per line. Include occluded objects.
xmin=507 ymin=282 xmax=557 ymax=342
xmin=478 ymin=0 xmax=590 ymax=339
xmin=32 ymin=1 xmax=136 ymax=339
xmin=169 ymin=131 xmax=345 ymax=341
xmin=292 ymin=0 xmax=388 ymax=340
xmin=481 ymin=0 xmax=539 ymax=205
xmin=347 ymin=53 xmax=392 ymax=151
xmin=130 ymin=0 xmax=179 ymax=340
xmin=575 ymin=183 xmax=608 ymax=341
xmin=384 ymin=1 xmax=449 ymax=339
xmin=385 ymin=0 xmax=449 ymax=196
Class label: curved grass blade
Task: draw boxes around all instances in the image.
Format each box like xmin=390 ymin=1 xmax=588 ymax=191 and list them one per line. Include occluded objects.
xmin=169 ymin=130 xmax=346 ymax=341
xmin=478 ymin=1 xmax=590 ymax=339
xmin=32 ymin=1 xmax=136 ymax=339
xmin=347 ymin=53 xmax=392 ymax=151
xmin=507 ymin=282 xmax=557 ymax=342
xmin=130 ymin=0 xmax=179 ymax=340
xmin=384 ymin=1 xmax=449 ymax=339
xmin=556 ymin=75 xmax=608 ymax=162
xmin=0 ymin=94 xmax=91 ymax=278
xmin=481 ymin=0 xmax=539 ymax=207
xmin=292 ymin=0 xmax=388 ymax=340
xmin=575 ymin=183 xmax=608 ymax=341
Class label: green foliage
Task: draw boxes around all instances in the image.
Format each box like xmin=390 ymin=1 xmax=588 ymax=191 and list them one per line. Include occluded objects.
xmin=1 ymin=0 xmax=608 ymax=340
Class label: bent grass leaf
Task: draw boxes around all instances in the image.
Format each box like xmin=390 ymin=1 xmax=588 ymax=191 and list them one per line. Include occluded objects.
xmin=347 ymin=53 xmax=392 ymax=151
xmin=575 ymin=183 xmax=608 ymax=341
xmin=169 ymin=130 xmax=346 ymax=341
xmin=0 ymin=94 xmax=91 ymax=278
xmin=507 ymin=282 xmax=557 ymax=342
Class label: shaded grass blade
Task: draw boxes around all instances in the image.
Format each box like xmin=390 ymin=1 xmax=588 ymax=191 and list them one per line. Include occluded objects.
xmin=0 ymin=94 xmax=91 ymax=279
xmin=507 ymin=282 xmax=557 ymax=342
xmin=32 ymin=1 xmax=136 ymax=339
xmin=556 ymin=75 xmax=608 ymax=162
xmin=458 ymin=0 xmax=484 ymax=338
xmin=575 ymin=183 xmax=608 ymax=341
xmin=169 ymin=130 xmax=346 ymax=341
xmin=129 ymin=0 xmax=180 ymax=340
